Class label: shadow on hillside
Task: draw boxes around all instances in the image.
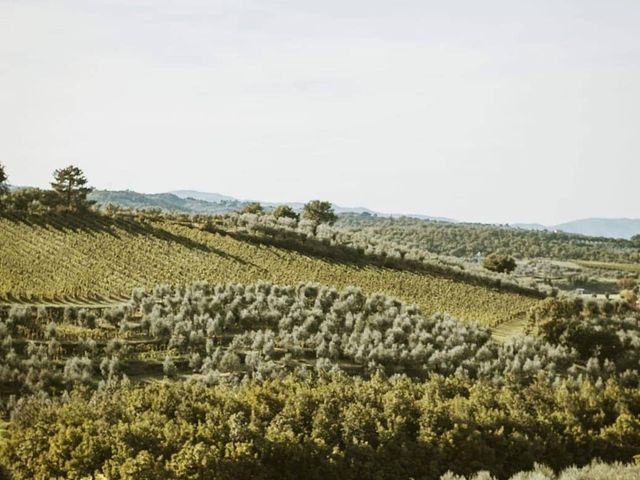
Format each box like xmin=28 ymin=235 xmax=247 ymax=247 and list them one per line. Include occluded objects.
xmin=206 ymin=226 xmax=546 ymax=299
xmin=1 ymin=212 xmax=544 ymax=298
xmin=1 ymin=212 xmax=252 ymax=266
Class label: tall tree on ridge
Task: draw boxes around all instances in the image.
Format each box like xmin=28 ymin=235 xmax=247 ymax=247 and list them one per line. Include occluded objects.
xmin=302 ymin=200 xmax=337 ymax=225
xmin=51 ymin=165 xmax=93 ymax=210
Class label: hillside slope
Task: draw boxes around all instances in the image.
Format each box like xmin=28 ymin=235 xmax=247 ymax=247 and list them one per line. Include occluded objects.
xmin=0 ymin=214 xmax=538 ymax=326
xmin=336 ymin=215 xmax=639 ymax=262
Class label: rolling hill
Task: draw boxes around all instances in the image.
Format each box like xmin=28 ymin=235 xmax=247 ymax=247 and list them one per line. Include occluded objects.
xmin=88 ymin=189 xmax=247 ymax=214
xmin=90 ymin=189 xmax=640 ymax=239
xmin=0 ymin=213 xmax=538 ymax=326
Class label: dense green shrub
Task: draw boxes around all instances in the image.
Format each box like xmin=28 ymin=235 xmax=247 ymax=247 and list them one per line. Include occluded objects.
xmin=1 ymin=375 xmax=639 ymax=480
xmin=483 ymin=253 xmax=517 ymax=274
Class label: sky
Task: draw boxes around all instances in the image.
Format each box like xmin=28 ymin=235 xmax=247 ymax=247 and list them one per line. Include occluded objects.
xmin=1 ymin=0 xmax=639 ymax=225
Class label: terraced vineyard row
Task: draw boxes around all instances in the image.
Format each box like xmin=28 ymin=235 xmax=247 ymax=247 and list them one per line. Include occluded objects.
xmin=575 ymin=260 xmax=640 ymax=274
xmin=0 ymin=215 xmax=539 ymax=325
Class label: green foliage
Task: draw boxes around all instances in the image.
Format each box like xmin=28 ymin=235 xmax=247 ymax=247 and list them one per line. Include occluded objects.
xmin=50 ymin=165 xmax=94 ymax=211
xmin=3 ymin=281 xmax=636 ymax=403
xmin=337 ymin=215 xmax=640 ymax=264
xmin=529 ymin=297 xmax=587 ymax=322
xmin=577 ymin=260 xmax=640 ymax=274
xmin=620 ymin=289 xmax=638 ymax=305
xmin=271 ymin=205 xmax=299 ymax=220
xmin=302 ymin=200 xmax=337 ymax=225
xmin=239 ymin=202 xmax=263 ymax=214
xmin=1 ymin=165 xmax=96 ymax=214
xmin=0 ymin=162 xmax=7 ymax=196
xmin=90 ymin=189 xmax=248 ymax=214
xmin=0 ymin=215 xmax=537 ymax=325
xmin=130 ymin=281 xmax=498 ymax=380
xmin=1 ymin=281 xmax=639 ymax=478
xmin=533 ymin=313 xmax=640 ymax=372
xmin=2 ymin=375 xmax=640 ymax=479
xmin=162 ymin=356 xmax=177 ymax=378
xmin=2 ymin=188 xmax=61 ymax=213
xmin=201 ymin=210 xmax=544 ymax=298
xmin=528 ymin=296 xmax=632 ymax=327
xmin=483 ymin=253 xmax=517 ymax=274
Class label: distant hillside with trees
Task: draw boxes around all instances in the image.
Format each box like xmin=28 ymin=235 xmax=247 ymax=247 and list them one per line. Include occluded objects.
xmin=89 ymin=189 xmax=247 ymax=214
xmin=337 ymin=214 xmax=640 ymax=264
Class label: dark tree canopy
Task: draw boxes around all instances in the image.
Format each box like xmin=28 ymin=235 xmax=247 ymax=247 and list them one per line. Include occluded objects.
xmin=302 ymin=200 xmax=337 ymax=225
xmin=271 ymin=204 xmax=299 ymax=220
xmin=4 ymin=188 xmax=60 ymax=212
xmin=632 ymin=234 xmax=640 ymax=247
xmin=0 ymin=162 xmax=8 ymax=194
xmin=239 ymin=202 xmax=264 ymax=214
xmin=51 ymin=165 xmax=93 ymax=210
xmin=0 ymin=163 xmax=7 ymax=211
xmin=483 ymin=253 xmax=517 ymax=274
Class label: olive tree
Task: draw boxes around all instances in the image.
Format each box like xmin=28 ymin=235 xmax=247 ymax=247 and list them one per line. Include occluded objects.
xmin=239 ymin=202 xmax=264 ymax=214
xmin=271 ymin=204 xmax=299 ymax=220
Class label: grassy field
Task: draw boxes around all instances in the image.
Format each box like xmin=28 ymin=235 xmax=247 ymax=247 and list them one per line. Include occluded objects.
xmin=0 ymin=214 xmax=538 ymax=326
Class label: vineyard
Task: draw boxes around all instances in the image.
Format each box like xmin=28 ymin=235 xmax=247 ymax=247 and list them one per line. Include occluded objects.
xmin=0 ymin=214 xmax=539 ymax=326
xmin=3 ymin=212 xmax=640 ymax=479
xmin=575 ymin=260 xmax=640 ymax=274
xmin=2 ymin=0 xmax=639 ymax=474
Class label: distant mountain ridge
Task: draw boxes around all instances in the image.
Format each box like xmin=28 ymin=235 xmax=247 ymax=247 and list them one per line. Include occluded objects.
xmin=89 ymin=190 xmax=245 ymax=214
xmin=84 ymin=189 xmax=640 ymax=239
xmin=169 ymin=190 xmax=237 ymax=204
xmin=512 ymin=218 xmax=640 ymax=239
xmin=511 ymin=223 xmax=548 ymax=231
xmin=169 ymin=190 xmax=380 ymax=216
xmin=553 ymin=218 xmax=640 ymax=240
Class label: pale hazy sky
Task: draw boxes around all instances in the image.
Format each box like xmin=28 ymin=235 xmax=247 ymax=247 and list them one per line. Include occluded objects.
xmin=1 ymin=1 xmax=639 ymax=224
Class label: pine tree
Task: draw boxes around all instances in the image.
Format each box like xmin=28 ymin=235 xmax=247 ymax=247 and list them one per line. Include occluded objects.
xmin=50 ymin=165 xmax=94 ymax=210
xmin=302 ymin=200 xmax=337 ymax=225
